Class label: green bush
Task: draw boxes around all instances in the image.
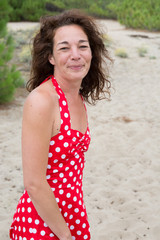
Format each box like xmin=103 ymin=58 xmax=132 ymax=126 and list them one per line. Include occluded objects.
xmin=109 ymin=0 xmax=160 ymax=31
xmin=9 ymin=0 xmax=47 ymax=22
xmin=0 ymin=0 xmax=23 ymax=104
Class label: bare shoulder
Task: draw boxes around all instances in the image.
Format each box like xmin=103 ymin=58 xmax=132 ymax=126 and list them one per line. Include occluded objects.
xmin=23 ymin=80 xmax=58 ymax=123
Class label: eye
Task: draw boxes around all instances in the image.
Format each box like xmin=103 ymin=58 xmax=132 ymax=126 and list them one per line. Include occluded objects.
xmin=59 ymin=47 xmax=69 ymax=51
xmin=79 ymin=45 xmax=88 ymax=49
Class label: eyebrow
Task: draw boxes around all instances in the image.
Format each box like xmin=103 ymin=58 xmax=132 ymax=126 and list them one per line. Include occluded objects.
xmin=57 ymin=40 xmax=89 ymax=46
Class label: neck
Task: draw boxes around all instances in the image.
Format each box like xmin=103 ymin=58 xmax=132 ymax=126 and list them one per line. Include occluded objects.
xmin=54 ymin=74 xmax=82 ymax=99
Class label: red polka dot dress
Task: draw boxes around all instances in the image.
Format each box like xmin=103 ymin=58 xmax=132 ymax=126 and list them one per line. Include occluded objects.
xmin=10 ymin=76 xmax=91 ymax=240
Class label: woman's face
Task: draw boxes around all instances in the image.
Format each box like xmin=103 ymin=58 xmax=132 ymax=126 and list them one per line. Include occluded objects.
xmin=49 ymin=24 xmax=92 ymax=83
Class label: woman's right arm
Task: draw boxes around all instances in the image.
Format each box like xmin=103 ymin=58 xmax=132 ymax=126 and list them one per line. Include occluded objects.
xmin=22 ymin=90 xmax=72 ymax=240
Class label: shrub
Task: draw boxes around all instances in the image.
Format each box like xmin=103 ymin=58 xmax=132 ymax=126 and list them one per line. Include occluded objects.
xmin=0 ymin=0 xmax=23 ymax=104
xmin=19 ymin=45 xmax=31 ymax=63
xmin=115 ymin=48 xmax=128 ymax=58
xmin=110 ymin=0 xmax=160 ymax=31
xmin=137 ymin=46 xmax=148 ymax=57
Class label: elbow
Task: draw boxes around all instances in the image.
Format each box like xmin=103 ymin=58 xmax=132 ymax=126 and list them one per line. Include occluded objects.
xmin=24 ymin=178 xmax=43 ymax=197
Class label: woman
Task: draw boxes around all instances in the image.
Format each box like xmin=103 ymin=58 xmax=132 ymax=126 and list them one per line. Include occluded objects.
xmin=10 ymin=9 xmax=111 ymax=240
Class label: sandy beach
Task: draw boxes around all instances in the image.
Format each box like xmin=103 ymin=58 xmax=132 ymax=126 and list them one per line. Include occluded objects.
xmin=0 ymin=20 xmax=160 ymax=239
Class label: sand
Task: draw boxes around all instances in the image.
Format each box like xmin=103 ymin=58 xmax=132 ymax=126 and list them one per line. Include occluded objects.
xmin=0 ymin=20 xmax=160 ymax=239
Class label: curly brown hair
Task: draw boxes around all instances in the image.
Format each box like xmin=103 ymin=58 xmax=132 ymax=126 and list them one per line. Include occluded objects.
xmin=27 ymin=9 xmax=112 ymax=104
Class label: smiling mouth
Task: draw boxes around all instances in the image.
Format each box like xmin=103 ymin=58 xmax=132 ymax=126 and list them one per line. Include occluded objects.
xmin=68 ymin=65 xmax=84 ymax=70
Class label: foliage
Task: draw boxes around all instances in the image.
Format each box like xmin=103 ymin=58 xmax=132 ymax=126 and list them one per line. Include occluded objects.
xmin=0 ymin=0 xmax=23 ymax=104
xmin=19 ymin=45 xmax=31 ymax=63
xmin=9 ymin=0 xmax=47 ymax=21
xmin=137 ymin=46 xmax=148 ymax=57
xmin=109 ymin=0 xmax=160 ymax=31
xmin=115 ymin=48 xmax=128 ymax=58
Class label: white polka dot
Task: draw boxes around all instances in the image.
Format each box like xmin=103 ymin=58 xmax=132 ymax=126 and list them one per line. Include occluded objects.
xmin=77 ymin=231 xmax=81 ymax=235
xmin=65 ymin=167 xmax=69 ymax=171
xmin=48 ymin=152 xmax=53 ymax=158
xmin=59 ymin=189 xmax=64 ymax=194
xmin=59 ymin=135 xmax=64 ymax=140
xmin=23 ymin=227 xmax=26 ymax=232
xmin=81 ymin=211 xmax=85 ymax=217
xmin=70 ymin=161 xmax=75 ymax=165
xmin=53 ymin=179 xmax=58 ymax=183
xmin=27 ymin=207 xmax=31 ymax=213
xmin=58 ymin=184 xmax=62 ymax=188
xmin=73 ymin=196 xmax=77 ymax=201
xmin=84 ymin=235 xmax=88 ymax=239
xmin=82 ymin=223 xmax=86 ymax=228
xmin=50 ymin=140 xmax=55 ymax=145
xmin=35 ymin=219 xmax=39 ymax=225
xmin=63 ymin=178 xmax=67 ymax=183
xmin=66 ymin=193 xmax=71 ymax=198
xmin=72 ymin=137 xmax=76 ymax=142
xmin=75 ymin=154 xmax=80 ymax=159
xmin=28 ymin=217 xmax=32 ymax=223
xmin=79 ymin=200 xmax=82 ymax=205
xmin=59 ymin=173 xmax=64 ymax=178
xmin=64 ymin=125 xmax=69 ymax=130
xmin=64 ymin=142 xmax=69 ymax=147
xmin=77 ymin=132 xmax=80 ymax=137
xmin=23 ymin=238 xmax=27 ymax=240
xmin=44 ymin=222 xmax=48 ymax=227
xmin=47 ymin=165 xmax=51 ymax=169
xmin=22 ymin=217 xmax=25 ymax=222
xmin=22 ymin=198 xmax=25 ymax=203
xmin=62 ymin=201 xmax=66 ymax=206
xmin=55 ymin=147 xmax=60 ymax=152
xmin=56 ymin=198 xmax=59 ymax=203
xmin=70 ymin=225 xmax=74 ymax=230
xmin=29 ymin=228 xmax=33 ymax=233
xmin=72 ymin=237 xmax=76 ymax=240
xmin=22 ymin=207 xmax=25 ymax=212
xmin=62 ymin=100 xmax=67 ymax=106
xmin=64 ymin=113 xmax=69 ymax=118
xmin=53 ymin=169 xmax=58 ymax=173
xmin=53 ymin=159 xmax=58 ymax=163
xmin=69 ymin=172 xmax=73 ymax=177
xmin=74 ymin=165 xmax=78 ymax=170
xmin=61 ymin=119 xmax=63 ymax=124
xmin=68 ymin=203 xmax=72 ymax=209
xmin=74 ymin=208 xmax=79 ymax=213
xmin=69 ymin=214 xmax=73 ymax=219
xmin=32 ymin=228 xmax=37 ymax=234
xmin=59 ymin=163 xmax=63 ymax=167
xmin=73 ymin=177 xmax=76 ymax=182
xmin=40 ymin=230 xmax=46 ymax=236
xmin=64 ymin=212 xmax=68 ymax=217
xmin=50 ymin=233 xmax=54 ymax=237
xmin=67 ymin=130 xmax=71 ymax=135
xmin=61 ymin=154 xmax=66 ymax=159
xmin=27 ymin=198 xmax=31 ymax=203
xmin=18 ymin=226 xmax=21 ymax=231
xmin=76 ymin=219 xmax=80 ymax=224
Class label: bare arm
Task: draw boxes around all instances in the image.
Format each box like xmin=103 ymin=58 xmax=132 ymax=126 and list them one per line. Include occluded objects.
xmin=22 ymin=90 xmax=72 ymax=240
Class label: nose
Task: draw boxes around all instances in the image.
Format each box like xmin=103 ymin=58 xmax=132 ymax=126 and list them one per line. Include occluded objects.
xmin=71 ymin=47 xmax=80 ymax=60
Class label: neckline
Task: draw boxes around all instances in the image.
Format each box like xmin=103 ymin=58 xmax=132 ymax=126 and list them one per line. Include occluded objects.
xmin=51 ymin=76 xmax=89 ymax=136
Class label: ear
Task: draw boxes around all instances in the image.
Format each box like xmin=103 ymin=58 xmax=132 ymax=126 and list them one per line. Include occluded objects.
xmin=48 ymin=54 xmax=55 ymax=65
